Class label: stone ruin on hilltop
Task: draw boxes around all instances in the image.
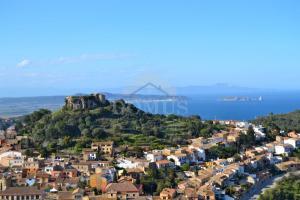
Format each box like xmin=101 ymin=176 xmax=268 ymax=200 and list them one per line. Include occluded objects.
xmin=65 ymin=93 xmax=109 ymax=110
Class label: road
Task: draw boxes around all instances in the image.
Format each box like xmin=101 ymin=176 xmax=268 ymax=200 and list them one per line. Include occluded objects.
xmin=240 ymin=171 xmax=300 ymax=200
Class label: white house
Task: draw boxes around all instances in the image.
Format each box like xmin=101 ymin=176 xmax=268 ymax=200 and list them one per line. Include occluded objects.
xmin=188 ymin=146 xmax=206 ymax=162
xmin=236 ymin=121 xmax=250 ymax=129
xmin=266 ymin=154 xmax=283 ymax=165
xmin=284 ymin=138 xmax=300 ymax=149
xmin=145 ymin=150 xmax=163 ymax=162
xmin=117 ymin=158 xmax=149 ymax=169
xmin=0 ymin=151 xmax=22 ymax=160
xmin=275 ymin=144 xmax=294 ymax=156
xmin=253 ymin=125 xmax=266 ymax=140
xmin=167 ymin=154 xmax=188 ymax=166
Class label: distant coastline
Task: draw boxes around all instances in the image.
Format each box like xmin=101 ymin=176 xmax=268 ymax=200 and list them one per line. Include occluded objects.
xmin=220 ymin=96 xmax=263 ymax=102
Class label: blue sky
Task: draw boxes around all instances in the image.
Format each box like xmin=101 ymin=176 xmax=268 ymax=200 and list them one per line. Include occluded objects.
xmin=0 ymin=0 xmax=299 ymax=96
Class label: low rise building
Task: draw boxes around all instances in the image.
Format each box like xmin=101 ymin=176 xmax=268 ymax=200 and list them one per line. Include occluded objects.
xmin=159 ymin=188 xmax=176 ymax=200
xmin=105 ymin=182 xmax=140 ymax=199
xmin=275 ymin=144 xmax=294 ymax=156
xmin=91 ymin=141 xmax=114 ymax=156
xmin=0 ymin=187 xmax=44 ymax=200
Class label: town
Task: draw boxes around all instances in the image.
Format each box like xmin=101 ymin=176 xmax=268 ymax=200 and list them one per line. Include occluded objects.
xmin=0 ymin=96 xmax=299 ymax=200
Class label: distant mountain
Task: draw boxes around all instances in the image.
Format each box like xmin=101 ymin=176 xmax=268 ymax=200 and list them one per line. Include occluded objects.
xmin=175 ymin=83 xmax=274 ymax=95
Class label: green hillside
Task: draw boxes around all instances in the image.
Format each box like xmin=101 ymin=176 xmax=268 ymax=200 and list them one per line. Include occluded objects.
xmin=252 ymin=110 xmax=300 ymax=140
xmin=16 ymin=96 xmax=226 ymax=154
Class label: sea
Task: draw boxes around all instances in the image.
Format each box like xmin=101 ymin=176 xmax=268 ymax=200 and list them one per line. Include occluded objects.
xmin=1 ymin=92 xmax=300 ymax=120
xmin=136 ymin=92 xmax=300 ymax=120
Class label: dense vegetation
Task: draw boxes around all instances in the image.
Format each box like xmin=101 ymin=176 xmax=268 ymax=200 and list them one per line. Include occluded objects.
xmin=252 ymin=110 xmax=300 ymax=140
xmin=15 ymin=99 xmax=226 ymax=154
xmin=140 ymin=165 xmax=178 ymax=195
xmin=258 ymin=174 xmax=300 ymax=200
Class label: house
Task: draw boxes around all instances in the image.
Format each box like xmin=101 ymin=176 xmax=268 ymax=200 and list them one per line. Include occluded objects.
xmin=287 ymin=131 xmax=300 ymax=138
xmin=167 ymin=154 xmax=188 ymax=166
xmin=23 ymin=158 xmax=41 ymax=176
xmin=91 ymin=141 xmax=114 ymax=156
xmin=214 ymin=159 xmax=228 ymax=167
xmin=55 ymin=177 xmax=80 ymax=190
xmin=94 ymin=167 xmax=116 ymax=183
xmin=72 ymin=162 xmax=91 ymax=175
xmin=0 ymin=151 xmax=23 ymax=167
xmin=58 ymin=188 xmax=84 ymax=200
xmin=145 ymin=151 xmax=163 ymax=162
xmin=275 ymin=161 xmax=300 ymax=172
xmin=105 ymin=182 xmax=140 ymax=199
xmin=265 ymin=142 xmax=277 ymax=153
xmin=266 ymin=154 xmax=283 ymax=165
xmin=126 ymin=168 xmax=144 ymax=181
xmin=197 ymin=169 xmax=214 ymax=185
xmin=63 ymin=168 xmax=78 ymax=178
xmin=283 ymin=137 xmax=300 ymax=149
xmin=97 ymin=161 xmax=111 ymax=168
xmin=156 ymin=160 xmax=175 ymax=169
xmin=90 ymin=174 xmax=109 ymax=192
xmin=5 ymin=126 xmax=17 ymax=139
xmin=0 ymin=187 xmax=44 ymax=200
xmin=82 ymin=149 xmax=98 ymax=161
xmin=51 ymin=165 xmax=64 ymax=178
xmin=198 ymin=184 xmax=216 ymax=200
xmin=117 ymin=158 xmax=149 ymax=170
xmin=35 ymin=172 xmax=51 ymax=186
xmin=275 ymin=144 xmax=294 ymax=156
xmin=183 ymin=188 xmax=198 ymax=200
xmin=227 ymin=132 xmax=240 ymax=143
xmin=253 ymin=125 xmax=266 ymax=139
xmin=159 ymin=188 xmax=176 ymax=200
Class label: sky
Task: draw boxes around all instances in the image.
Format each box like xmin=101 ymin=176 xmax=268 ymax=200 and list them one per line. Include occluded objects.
xmin=0 ymin=0 xmax=299 ymax=97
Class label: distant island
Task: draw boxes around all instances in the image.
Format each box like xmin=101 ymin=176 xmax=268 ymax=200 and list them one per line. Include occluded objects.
xmin=220 ymin=96 xmax=263 ymax=102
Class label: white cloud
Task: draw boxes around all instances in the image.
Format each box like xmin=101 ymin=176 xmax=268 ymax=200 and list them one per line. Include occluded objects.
xmin=17 ymin=59 xmax=31 ymax=67
xmin=15 ymin=53 xmax=133 ymax=68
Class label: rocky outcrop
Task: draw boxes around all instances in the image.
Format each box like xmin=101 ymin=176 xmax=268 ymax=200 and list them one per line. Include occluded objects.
xmin=65 ymin=93 xmax=109 ymax=110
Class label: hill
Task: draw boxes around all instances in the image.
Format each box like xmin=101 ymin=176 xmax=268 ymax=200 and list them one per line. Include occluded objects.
xmin=258 ymin=173 xmax=300 ymax=200
xmin=0 ymin=93 xmax=186 ymax=118
xmin=252 ymin=110 xmax=300 ymax=140
xmin=16 ymin=94 xmax=225 ymax=154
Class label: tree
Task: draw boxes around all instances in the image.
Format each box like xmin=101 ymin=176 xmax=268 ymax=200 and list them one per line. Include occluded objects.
xmin=247 ymin=126 xmax=256 ymax=145
xmin=181 ymin=163 xmax=190 ymax=171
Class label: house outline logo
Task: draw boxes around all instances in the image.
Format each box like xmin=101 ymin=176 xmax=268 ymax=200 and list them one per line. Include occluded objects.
xmin=129 ymin=82 xmax=171 ymax=97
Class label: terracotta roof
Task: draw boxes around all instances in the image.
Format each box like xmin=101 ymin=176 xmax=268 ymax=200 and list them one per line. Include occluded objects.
xmin=156 ymin=160 xmax=171 ymax=164
xmin=106 ymin=182 xmax=139 ymax=193
xmin=0 ymin=187 xmax=43 ymax=195
xmin=160 ymin=188 xmax=176 ymax=196
xmin=57 ymin=191 xmax=73 ymax=200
